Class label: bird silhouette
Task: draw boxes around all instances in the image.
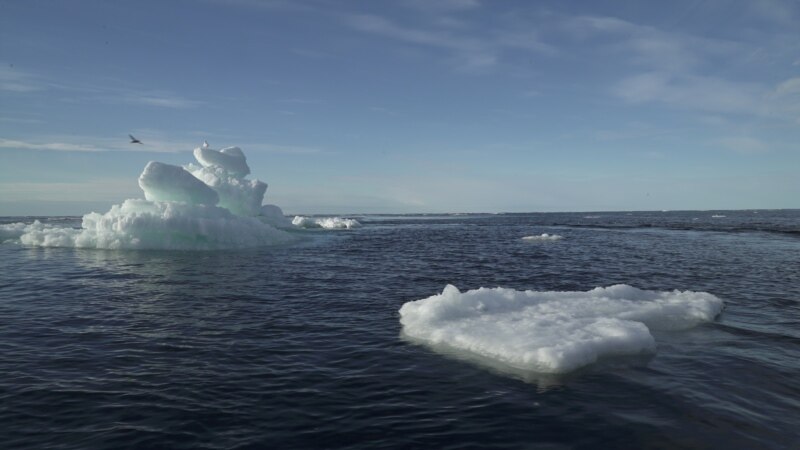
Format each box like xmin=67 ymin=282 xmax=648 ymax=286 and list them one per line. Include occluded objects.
xmin=202 ymin=140 xmax=209 ymax=148
xmin=129 ymin=134 xmax=142 ymax=144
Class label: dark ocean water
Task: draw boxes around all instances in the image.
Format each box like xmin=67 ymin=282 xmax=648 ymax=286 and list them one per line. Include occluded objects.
xmin=1 ymin=210 xmax=799 ymax=449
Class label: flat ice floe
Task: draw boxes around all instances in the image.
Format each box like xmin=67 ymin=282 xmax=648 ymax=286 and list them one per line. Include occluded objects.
xmin=399 ymin=284 xmax=723 ymax=374
xmin=292 ymin=216 xmax=362 ymax=230
xmin=522 ymin=233 xmax=563 ymax=241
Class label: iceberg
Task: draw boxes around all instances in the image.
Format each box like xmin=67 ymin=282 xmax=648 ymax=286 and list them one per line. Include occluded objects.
xmin=399 ymin=284 xmax=723 ymax=374
xmin=0 ymin=144 xmax=296 ymax=250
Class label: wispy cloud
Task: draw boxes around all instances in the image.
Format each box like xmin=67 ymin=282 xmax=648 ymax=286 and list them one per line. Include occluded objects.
xmin=713 ymin=137 xmax=770 ymax=154
xmin=775 ymin=77 xmax=800 ymax=96
xmin=563 ymin=16 xmax=742 ymax=73
xmin=613 ymin=73 xmax=764 ymax=115
xmin=563 ymin=15 xmax=799 ymax=121
xmin=119 ymin=93 xmax=204 ymax=109
xmin=0 ymin=65 xmax=47 ymax=92
xmin=0 ymin=138 xmax=102 ymax=152
xmin=0 ymin=135 xmax=202 ymax=153
xmin=0 ymin=179 xmax=139 ymax=202
xmin=342 ymin=12 xmax=553 ymax=71
xmin=0 ymin=116 xmax=44 ymax=124
xmin=245 ymin=143 xmax=325 ymax=154
xmin=368 ymin=106 xmax=399 ymax=115
xmin=344 ymin=13 xmax=495 ymax=70
xmin=400 ymin=0 xmax=481 ymax=12
xmin=277 ymin=98 xmax=323 ymax=104
xmin=0 ymin=64 xmax=203 ymax=109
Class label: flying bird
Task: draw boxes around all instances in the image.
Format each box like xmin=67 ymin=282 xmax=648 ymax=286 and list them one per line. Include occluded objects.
xmin=202 ymin=140 xmax=209 ymax=148
xmin=129 ymin=134 xmax=142 ymax=144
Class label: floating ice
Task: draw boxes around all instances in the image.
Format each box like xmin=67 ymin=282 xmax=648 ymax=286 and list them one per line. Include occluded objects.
xmin=399 ymin=284 xmax=723 ymax=374
xmin=292 ymin=216 xmax=362 ymax=230
xmin=0 ymin=144 xmax=297 ymax=250
xmin=522 ymin=233 xmax=563 ymax=241
xmin=5 ymin=199 xmax=292 ymax=250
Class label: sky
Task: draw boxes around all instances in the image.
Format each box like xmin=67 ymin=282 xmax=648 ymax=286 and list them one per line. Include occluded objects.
xmin=1 ymin=0 xmax=798 ymax=215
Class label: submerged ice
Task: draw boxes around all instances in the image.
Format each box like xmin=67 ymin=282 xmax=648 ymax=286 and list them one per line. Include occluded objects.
xmin=399 ymin=284 xmax=723 ymax=374
xmin=1 ymin=144 xmax=298 ymax=250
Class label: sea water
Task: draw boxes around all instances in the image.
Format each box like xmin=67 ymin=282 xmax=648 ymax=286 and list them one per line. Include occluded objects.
xmin=1 ymin=210 xmax=799 ymax=448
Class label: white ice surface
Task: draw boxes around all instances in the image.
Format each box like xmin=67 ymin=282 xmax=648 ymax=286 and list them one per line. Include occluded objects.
xmin=522 ymin=233 xmax=563 ymax=241
xmin=399 ymin=284 xmax=723 ymax=374
xmin=292 ymin=216 xmax=362 ymax=229
xmin=186 ymin=163 xmax=266 ymax=216
xmin=138 ymin=161 xmax=219 ymax=206
xmin=193 ymin=146 xmax=250 ymax=176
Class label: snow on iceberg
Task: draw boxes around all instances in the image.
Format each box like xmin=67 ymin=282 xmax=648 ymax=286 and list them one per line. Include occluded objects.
xmin=139 ymin=161 xmax=219 ymax=205
xmin=185 ymin=162 xmax=266 ymax=217
xmin=193 ymin=146 xmax=251 ymax=176
xmin=522 ymin=233 xmax=563 ymax=241
xmin=399 ymin=284 xmax=723 ymax=374
xmin=0 ymin=144 xmax=296 ymax=250
xmin=292 ymin=216 xmax=362 ymax=230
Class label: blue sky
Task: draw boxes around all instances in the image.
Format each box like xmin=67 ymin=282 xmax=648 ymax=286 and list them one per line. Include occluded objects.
xmin=1 ymin=0 xmax=798 ymax=215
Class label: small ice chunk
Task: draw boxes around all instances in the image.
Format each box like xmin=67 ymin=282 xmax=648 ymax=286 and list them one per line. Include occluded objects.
xmin=522 ymin=233 xmax=563 ymax=241
xmin=292 ymin=216 xmax=361 ymax=229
